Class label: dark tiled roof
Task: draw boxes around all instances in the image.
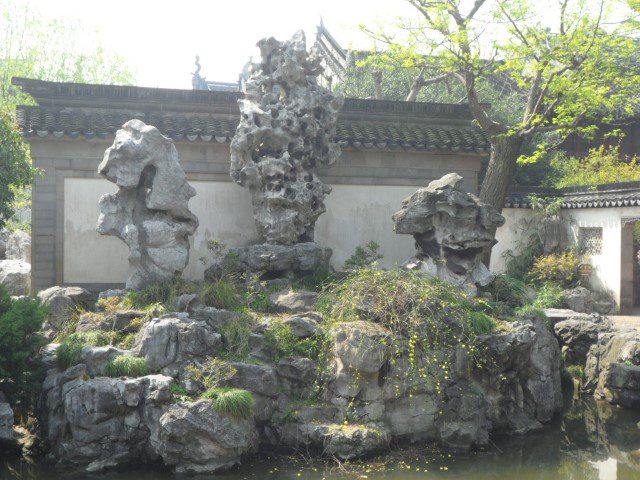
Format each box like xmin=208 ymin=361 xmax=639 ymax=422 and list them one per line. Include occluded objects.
xmin=12 ymin=78 xmax=491 ymax=153
xmin=504 ymin=182 xmax=640 ymax=209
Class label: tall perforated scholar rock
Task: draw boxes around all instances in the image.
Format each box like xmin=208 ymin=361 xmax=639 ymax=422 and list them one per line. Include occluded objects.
xmin=97 ymin=120 xmax=199 ymax=290
xmin=392 ymin=173 xmax=505 ymax=295
xmin=227 ymin=31 xmax=343 ymax=276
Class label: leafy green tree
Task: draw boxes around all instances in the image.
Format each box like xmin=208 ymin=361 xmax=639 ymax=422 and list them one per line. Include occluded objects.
xmin=362 ymin=0 xmax=640 ymax=213
xmin=0 ymin=110 xmax=35 ymax=229
xmin=550 ymin=145 xmax=640 ymax=187
xmin=0 ymin=285 xmax=47 ymax=416
xmin=0 ymin=0 xmax=135 ymax=228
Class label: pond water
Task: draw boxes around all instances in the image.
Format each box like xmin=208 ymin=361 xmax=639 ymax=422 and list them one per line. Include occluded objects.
xmin=2 ymin=397 xmax=640 ymax=480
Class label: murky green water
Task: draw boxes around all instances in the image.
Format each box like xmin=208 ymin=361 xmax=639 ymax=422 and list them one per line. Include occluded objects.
xmin=2 ymin=398 xmax=640 ymax=480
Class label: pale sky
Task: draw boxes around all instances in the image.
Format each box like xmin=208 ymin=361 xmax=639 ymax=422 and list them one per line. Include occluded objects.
xmin=26 ymin=0 xmax=417 ymax=89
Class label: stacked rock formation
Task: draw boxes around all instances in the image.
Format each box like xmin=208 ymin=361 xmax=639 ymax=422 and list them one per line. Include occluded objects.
xmin=228 ymin=31 xmax=343 ymax=276
xmin=392 ymin=173 xmax=505 ymax=295
xmin=97 ymin=120 xmax=199 ymax=290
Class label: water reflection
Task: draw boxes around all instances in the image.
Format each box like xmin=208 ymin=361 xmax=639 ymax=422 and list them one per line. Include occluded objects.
xmin=2 ymin=398 xmax=640 ymax=480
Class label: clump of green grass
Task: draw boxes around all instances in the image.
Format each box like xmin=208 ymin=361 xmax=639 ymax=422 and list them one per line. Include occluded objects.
xmin=263 ymin=320 xmax=325 ymax=362
xmin=56 ymin=331 xmax=113 ymax=370
xmin=217 ymin=314 xmax=255 ymax=360
xmin=532 ymin=282 xmax=565 ymax=309
xmin=467 ymin=311 xmax=496 ymax=336
xmin=202 ymin=387 xmax=254 ymax=420
xmin=105 ymin=355 xmax=149 ymax=378
xmin=515 ymin=304 xmax=548 ymax=321
xmin=200 ymin=279 xmax=240 ymax=310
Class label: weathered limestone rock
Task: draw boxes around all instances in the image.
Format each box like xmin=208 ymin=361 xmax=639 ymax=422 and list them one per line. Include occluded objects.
xmin=554 ymin=318 xmax=612 ymax=365
xmin=133 ymin=315 xmax=222 ymax=375
xmin=97 ymin=119 xmax=199 ymax=290
xmin=209 ymin=242 xmax=332 ymax=279
xmin=37 ymin=286 xmax=93 ymax=332
xmin=80 ymin=345 xmax=129 ymax=377
xmin=75 ymin=309 xmax=146 ymax=333
xmin=157 ymin=400 xmax=258 ymax=475
xmin=584 ymin=329 xmax=640 ymax=407
xmin=5 ymin=230 xmax=30 ymax=262
xmin=41 ymin=365 xmax=174 ymax=472
xmin=0 ymin=230 xmax=8 ymax=259
xmin=281 ymin=422 xmax=390 ymax=460
xmin=392 ymin=173 xmax=505 ymax=295
xmin=230 ymin=31 xmax=343 ymax=245
xmin=0 ymin=259 xmax=30 ymax=295
xmin=0 ymin=398 xmax=17 ymax=451
xmin=270 ymin=289 xmax=319 ymax=314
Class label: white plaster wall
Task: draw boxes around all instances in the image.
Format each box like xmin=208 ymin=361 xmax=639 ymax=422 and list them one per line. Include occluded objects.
xmin=63 ymin=179 xmax=417 ymax=284
xmin=561 ymin=207 xmax=640 ymax=306
xmin=490 ymin=208 xmax=536 ymax=273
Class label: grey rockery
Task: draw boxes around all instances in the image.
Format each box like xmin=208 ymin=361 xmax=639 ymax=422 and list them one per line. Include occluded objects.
xmin=393 ymin=173 xmax=505 ymax=295
xmin=230 ymin=31 xmax=343 ymax=246
xmin=96 ymin=120 xmax=199 ymax=290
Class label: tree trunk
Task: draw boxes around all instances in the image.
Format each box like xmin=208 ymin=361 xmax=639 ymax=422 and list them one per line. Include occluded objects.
xmin=479 ymin=134 xmax=524 ymax=266
xmin=406 ymin=76 xmax=423 ymax=102
xmin=372 ymin=70 xmax=383 ymax=100
xmin=479 ymin=134 xmax=524 ymax=211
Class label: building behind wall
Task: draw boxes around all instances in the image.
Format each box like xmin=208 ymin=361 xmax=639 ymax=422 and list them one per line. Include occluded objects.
xmin=13 ymin=77 xmax=489 ymax=293
xmin=493 ymin=182 xmax=640 ymax=313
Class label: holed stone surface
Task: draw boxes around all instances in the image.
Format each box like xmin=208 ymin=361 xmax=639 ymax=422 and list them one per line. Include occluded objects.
xmin=97 ymin=120 xmax=199 ymax=290
xmin=230 ymin=31 xmax=343 ymax=245
xmin=392 ymin=173 xmax=505 ymax=295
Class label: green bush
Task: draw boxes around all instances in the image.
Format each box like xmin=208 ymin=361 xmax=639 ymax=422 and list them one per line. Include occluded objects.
xmin=485 ymin=274 xmax=528 ymax=308
xmin=321 ymin=267 xmax=495 ymax=346
xmin=105 ymin=355 xmax=149 ymax=377
xmin=566 ymin=364 xmax=584 ymax=380
xmin=56 ymin=331 xmax=112 ymax=370
xmin=515 ymin=304 xmax=548 ymax=322
xmin=202 ymin=387 xmax=254 ymax=420
xmin=200 ymin=279 xmax=240 ymax=310
xmin=467 ymin=311 xmax=496 ymax=336
xmin=529 ymin=251 xmax=580 ymax=287
xmin=263 ymin=321 xmax=325 ymax=362
xmin=533 ymin=283 xmax=565 ymax=309
xmin=0 ymin=287 xmax=48 ymax=413
xmin=218 ymin=314 xmax=255 ymax=360
xmin=343 ymin=241 xmax=383 ymax=271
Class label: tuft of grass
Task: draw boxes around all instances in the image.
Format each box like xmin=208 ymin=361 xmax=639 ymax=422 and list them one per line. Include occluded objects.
xmin=202 ymin=387 xmax=254 ymax=420
xmin=484 ymin=274 xmax=528 ymax=309
xmin=467 ymin=311 xmax=496 ymax=336
xmin=515 ymin=304 xmax=548 ymax=324
xmin=200 ymin=279 xmax=240 ymax=310
xmin=532 ymin=282 xmax=565 ymax=309
xmin=56 ymin=331 xmax=112 ymax=370
xmin=104 ymin=355 xmax=149 ymax=377
xmin=217 ymin=314 xmax=255 ymax=360
xmin=263 ymin=320 xmax=325 ymax=362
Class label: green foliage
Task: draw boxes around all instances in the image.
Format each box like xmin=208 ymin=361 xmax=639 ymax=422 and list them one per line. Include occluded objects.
xmin=0 ymin=110 xmax=36 ymax=229
xmin=466 ymin=311 xmax=496 ymax=336
xmin=56 ymin=331 xmax=112 ymax=371
xmin=515 ymin=304 xmax=548 ymax=322
xmin=127 ymin=277 xmax=241 ymax=311
xmin=1 ymin=1 xmax=134 ymax=111
xmin=551 ymin=146 xmax=640 ymax=188
xmin=170 ymin=383 xmax=193 ymax=402
xmin=530 ymin=251 xmax=580 ymax=288
xmin=0 ymin=286 xmax=47 ymax=413
xmin=200 ymin=279 xmax=240 ymax=310
xmin=105 ymin=355 xmax=149 ymax=378
xmin=533 ymin=283 xmax=566 ymax=309
xmin=485 ymin=274 xmax=528 ymax=309
xmin=185 ymin=358 xmax=237 ymax=390
xmin=217 ymin=314 xmax=255 ymax=361
xmin=343 ymin=241 xmax=383 ymax=271
xmin=263 ymin=321 xmax=325 ymax=362
xmin=566 ymin=364 xmax=584 ymax=380
xmin=202 ymin=387 xmax=254 ymax=421
xmin=292 ymin=266 xmax=334 ymax=292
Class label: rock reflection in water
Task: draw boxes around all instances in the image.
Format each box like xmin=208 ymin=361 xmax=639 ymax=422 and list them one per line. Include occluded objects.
xmin=1 ymin=398 xmax=640 ymax=480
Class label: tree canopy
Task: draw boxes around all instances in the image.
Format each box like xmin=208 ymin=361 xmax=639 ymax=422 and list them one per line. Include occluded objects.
xmin=360 ymin=0 xmax=640 ymax=210
xmin=0 ymin=0 xmax=134 ymax=227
